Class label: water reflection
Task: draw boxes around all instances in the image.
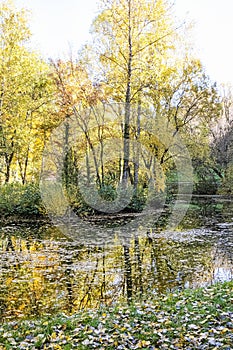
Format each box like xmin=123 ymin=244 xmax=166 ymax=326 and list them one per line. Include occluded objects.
xmin=0 ymin=198 xmax=233 ymax=321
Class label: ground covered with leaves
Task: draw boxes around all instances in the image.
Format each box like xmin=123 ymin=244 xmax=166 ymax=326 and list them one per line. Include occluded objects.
xmin=0 ymin=281 xmax=233 ymax=349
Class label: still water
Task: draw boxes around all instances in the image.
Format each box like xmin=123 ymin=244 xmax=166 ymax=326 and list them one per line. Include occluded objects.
xmin=0 ymin=197 xmax=233 ymax=321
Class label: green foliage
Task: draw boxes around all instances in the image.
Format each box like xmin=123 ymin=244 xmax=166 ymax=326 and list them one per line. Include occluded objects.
xmin=98 ymin=184 xmax=117 ymax=201
xmin=193 ymin=165 xmax=220 ymax=195
xmin=0 ymin=183 xmax=44 ymax=217
xmin=127 ymin=188 xmax=147 ymax=212
xmin=218 ymin=164 xmax=233 ymax=195
xmin=66 ymin=185 xmax=95 ymax=216
xmin=194 ymin=179 xmax=218 ymax=195
xmin=166 ymin=164 xmax=221 ymax=196
xmin=67 ymin=185 xmax=147 ymax=215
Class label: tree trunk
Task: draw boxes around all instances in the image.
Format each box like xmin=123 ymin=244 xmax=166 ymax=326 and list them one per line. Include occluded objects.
xmin=122 ymin=0 xmax=132 ymax=184
xmin=64 ymin=118 xmax=70 ymax=189
xmin=18 ymin=146 xmax=29 ymax=184
xmin=134 ymin=102 xmax=141 ymax=189
xmin=5 ymin=152 xmax=14 ymax=183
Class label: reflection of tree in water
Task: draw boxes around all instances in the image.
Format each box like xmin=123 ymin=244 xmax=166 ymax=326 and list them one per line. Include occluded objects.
xmin=221 ymin=200 xmax=233 ymax=222
xmin=187 ymin=196 xmax=233 ymax=226
xmin=211 ymin=230 xmax=233 ymax=283
xmin=0 ymin=217 xmax=233 ymax=320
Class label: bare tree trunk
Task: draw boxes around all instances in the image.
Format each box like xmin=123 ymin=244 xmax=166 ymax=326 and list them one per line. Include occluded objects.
xmin=18 ymin=146 xmax=29 ymax=184
xmin=122 ymin=0 xmax=132 ymax=184
xmin=85 ymin=141 xmax=91 ymax=185
xmin=134 ymin=102 xmax=141 ymax=189
xmin=64 ymin=118 xmax=70 ymax=189
xmin=100 ymin=137 xmax=104 ymax=186
xmin=5 ymin=152 xmax=14 ymax=183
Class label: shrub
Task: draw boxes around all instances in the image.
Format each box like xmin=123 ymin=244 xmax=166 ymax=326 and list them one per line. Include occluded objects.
xmin=218 ymin=164 xmax=233 ymax=195
xmin=0 ymin=183 xmax=44 ymax=217
xmin=126 ymin=188 xmax=147 ymax=212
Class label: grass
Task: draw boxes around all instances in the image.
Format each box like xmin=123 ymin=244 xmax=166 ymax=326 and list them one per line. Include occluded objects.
xmin=0 ymin=281 xmax=233 ymax=349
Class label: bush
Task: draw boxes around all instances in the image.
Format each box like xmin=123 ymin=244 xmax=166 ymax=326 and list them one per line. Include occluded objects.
xmin=0 ymin=183 xmax=44 ymax=217
xmin=68 ymin=184 xmax=148 ymax=215
xmin=98 ymin=184 xmax=117 ymax=201
xmin=194 ymin=178 xmax=219 ymax=195
xmin=126 ymin=188 xmax=147 ymax=212
xmin=193 ymin=165 xmax=221 ymax=195
xmin=218 ymin=164 xmax=233 ymax=195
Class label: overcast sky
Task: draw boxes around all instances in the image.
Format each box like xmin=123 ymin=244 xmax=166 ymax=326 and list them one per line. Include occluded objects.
xmin=11 ymin=0 xmax=233 ymax=86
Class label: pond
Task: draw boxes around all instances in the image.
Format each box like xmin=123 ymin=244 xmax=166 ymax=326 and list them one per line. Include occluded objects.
xmin=0 ymin=197 xmax=233 ymax=321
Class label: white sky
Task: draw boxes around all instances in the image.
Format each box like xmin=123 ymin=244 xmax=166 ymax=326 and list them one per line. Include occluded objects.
xmin=9 ymin=0 xmax=233 ymax=86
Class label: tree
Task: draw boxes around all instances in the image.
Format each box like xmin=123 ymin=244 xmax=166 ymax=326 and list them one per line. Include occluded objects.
xmin=0 ymin=1 xmax=55 ymax=183
xmin=50 ymin=58 xmax=111 ymax=192
xmin=146 ymin=58 xmax=222 ymax=164
xmin=211 ymin=86 xmax=233 ymax=169
xmin=211 ymin=86 xmax=233 ymax=193
xmin=90 ymin=0 xmax=222 ymax=199
xmin=91 ymin=0 xmax=176 ymax=184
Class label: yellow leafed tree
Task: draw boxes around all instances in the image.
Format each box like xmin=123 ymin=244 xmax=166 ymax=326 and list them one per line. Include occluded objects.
xmin=0 ymin=1 xmax=55 ymax=184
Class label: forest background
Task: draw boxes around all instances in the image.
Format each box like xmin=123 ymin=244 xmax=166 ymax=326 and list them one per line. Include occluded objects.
xmin=0 ymin=0 xmax=232 ymax=218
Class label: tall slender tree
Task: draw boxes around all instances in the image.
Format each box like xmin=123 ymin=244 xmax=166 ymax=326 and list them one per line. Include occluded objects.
xmin=92 ymin=0 xmax=176 ymax=184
